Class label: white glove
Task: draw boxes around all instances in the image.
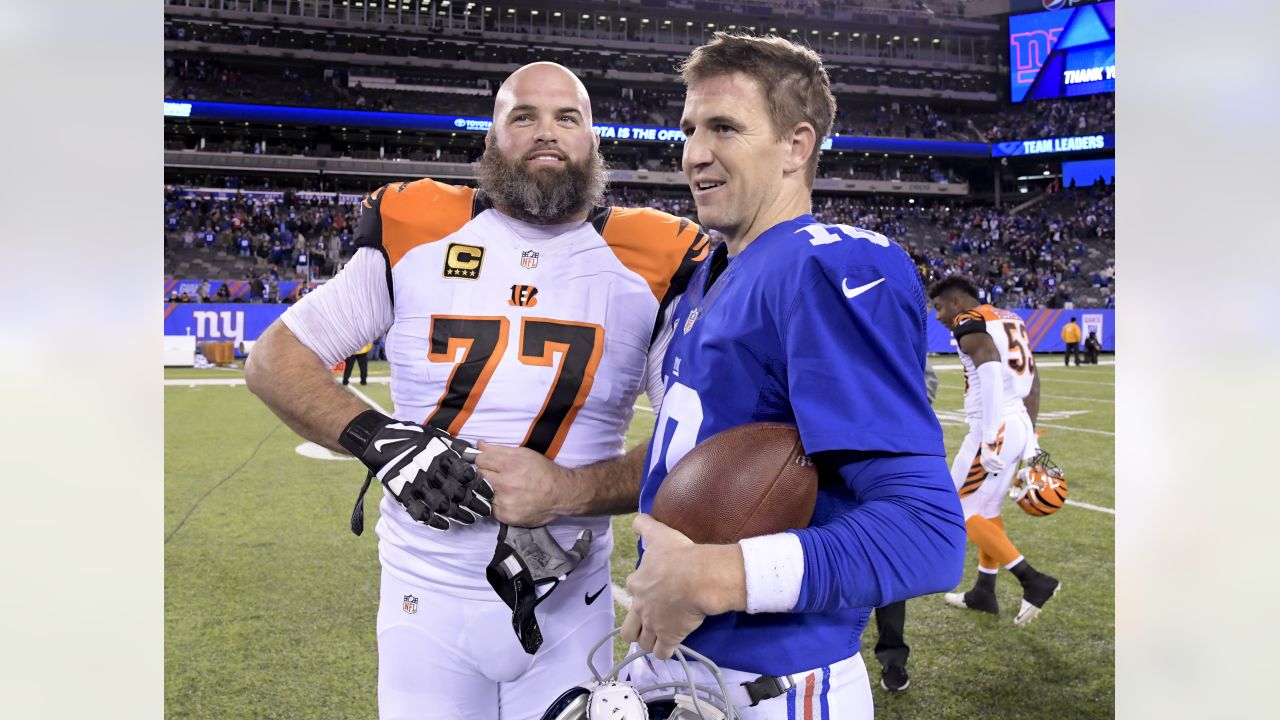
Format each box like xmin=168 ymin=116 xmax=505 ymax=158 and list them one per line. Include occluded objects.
xmin=979 ymin=441 xmax=1005 ymax=475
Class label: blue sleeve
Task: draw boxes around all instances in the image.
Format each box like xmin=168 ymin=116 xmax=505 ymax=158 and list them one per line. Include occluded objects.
xmin=781 ymin=251 xmax=944 ymax=457
xmin=790 ymin=451 xmax=966 ymax=612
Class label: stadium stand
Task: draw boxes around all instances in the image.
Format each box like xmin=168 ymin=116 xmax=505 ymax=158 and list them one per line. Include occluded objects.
xmin=164 ymin=0 xmax=1115 ymax=311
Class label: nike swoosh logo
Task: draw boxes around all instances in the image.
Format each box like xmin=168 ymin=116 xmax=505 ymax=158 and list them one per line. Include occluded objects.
xmin=842 ymin=277 xmax=886 ymax=299
xmin=584 ymin=584 xmax=607 ymax=606
xmin=374 ymin=437 xmax=412 ymax=453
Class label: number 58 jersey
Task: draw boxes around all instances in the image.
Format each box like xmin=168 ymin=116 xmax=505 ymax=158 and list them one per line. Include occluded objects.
xmin=950 ymin=305 xmax=1036 ymax=423
xmin=282 ymin=178 xmax=707 ymax=595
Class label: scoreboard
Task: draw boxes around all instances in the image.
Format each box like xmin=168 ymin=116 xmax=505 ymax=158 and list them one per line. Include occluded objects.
xmin=1009 ymin=1 xmax=1115 ymax=103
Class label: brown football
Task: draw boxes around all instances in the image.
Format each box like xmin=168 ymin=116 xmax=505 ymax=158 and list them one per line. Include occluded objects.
xmin=651 ymin=423 xmax=819 ymax=545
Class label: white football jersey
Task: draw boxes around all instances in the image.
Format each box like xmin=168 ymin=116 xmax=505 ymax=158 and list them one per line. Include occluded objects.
xmin=283 ymin=178 xmax=707 ymax=596
xmin=951 ymin=304 xmax=1037 ymax=424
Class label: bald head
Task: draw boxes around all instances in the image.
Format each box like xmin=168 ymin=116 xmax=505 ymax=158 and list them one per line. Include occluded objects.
xmin=477 ymin=62 xmax=606 ymax=224
xmin=493 ymin=62 xmax=594 ymax=127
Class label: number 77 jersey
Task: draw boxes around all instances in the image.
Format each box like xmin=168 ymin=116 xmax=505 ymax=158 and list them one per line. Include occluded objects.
xmin=951 ymin=305 xmax=1036 ymax=422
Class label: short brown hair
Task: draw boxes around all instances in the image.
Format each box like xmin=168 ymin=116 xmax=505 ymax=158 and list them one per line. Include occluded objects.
xmin=678 ymin=32 xmax=836 ymax=185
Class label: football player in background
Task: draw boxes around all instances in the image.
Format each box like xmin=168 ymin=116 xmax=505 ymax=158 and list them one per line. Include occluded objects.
xmin=612 ymin=34 xmax=966 ymax=718
xmin=245 ymin=62 xmax=707 ymax=720
xmin=927 ymin=275 xmax=1060 ymax=625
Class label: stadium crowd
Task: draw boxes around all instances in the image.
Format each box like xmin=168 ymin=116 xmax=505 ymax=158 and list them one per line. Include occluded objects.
xmin=166 ymin=52 xmax=1110 ymax=143
xmin=165 ymin=180 xmax=1114 ymax=310
xmin=811 ymin=185 xmax=1116 ymax=308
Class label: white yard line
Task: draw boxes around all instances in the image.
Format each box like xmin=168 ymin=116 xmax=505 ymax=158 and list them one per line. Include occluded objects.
xmin=1066 ymin=499 xmax=1115 ymax=515
xmin=1037 ymin=377 xmax=1114 ymax=387
xmin=165 ymin=376 xmax=392 ymax=387
xmin=1039 ymin=393 xmax=1114 ymax=404
xmin=1036 ymin=422 xmax=1115 ymax=437
xmin=613 ymin=582 xmax=632 ymax=610
xmin=345 ymin=383 xmax=391 ymax=414
xmin=931 ymin=359 xmax=1115 ymax=372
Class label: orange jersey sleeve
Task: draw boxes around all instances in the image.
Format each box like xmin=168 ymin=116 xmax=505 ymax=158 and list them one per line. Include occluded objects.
xmin=595 ymin=207 xmax=710 ymax=305
xmin=353 ymin=179 xmax=478 ymax=268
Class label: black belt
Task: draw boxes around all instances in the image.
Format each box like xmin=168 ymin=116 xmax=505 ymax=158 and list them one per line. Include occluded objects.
xmin=742 ymin=673 xmax=796 ymax=707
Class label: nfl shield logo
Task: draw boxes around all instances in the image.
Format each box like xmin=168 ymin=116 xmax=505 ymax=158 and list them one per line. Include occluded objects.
xmin=520 ymin=250 xmax=539 ymax=269
xmin=402 ymin=594 xmax=418 ymax=614
xmin=683 ymin=308 xmax=701 ymax=333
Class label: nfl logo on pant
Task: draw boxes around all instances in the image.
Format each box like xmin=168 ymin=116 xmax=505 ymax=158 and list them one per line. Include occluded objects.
xmin=402 ymin=595 xmax=418 ymax=614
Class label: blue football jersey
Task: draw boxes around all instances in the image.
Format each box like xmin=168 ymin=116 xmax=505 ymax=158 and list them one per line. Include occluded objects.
xmin=639 ymin=215 xmax=948 ymax=675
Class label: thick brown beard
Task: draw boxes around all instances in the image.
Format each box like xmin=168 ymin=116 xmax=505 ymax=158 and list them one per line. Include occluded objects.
xmin=475 ymin=145 xmax=608 ymax=224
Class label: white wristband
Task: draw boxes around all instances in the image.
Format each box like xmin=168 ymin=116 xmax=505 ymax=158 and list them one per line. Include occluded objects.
xmin=739 ymin=532 xmax=805 ymax=614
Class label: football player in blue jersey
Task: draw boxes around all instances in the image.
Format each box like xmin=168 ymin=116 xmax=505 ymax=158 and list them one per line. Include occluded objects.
xmin=613 ymin=33 xmax=967 ymax=718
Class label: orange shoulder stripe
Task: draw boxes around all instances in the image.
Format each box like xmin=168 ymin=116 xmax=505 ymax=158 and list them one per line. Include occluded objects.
xmin=378 ymin=179 xmax=476 ymax=268
xmin=952 ymin=308 xmax=985 ymax=329
xmin=599 ymin=208 xmax=707 ymax=303
xmin=973 ymin=304 xmax=1003 ymax=321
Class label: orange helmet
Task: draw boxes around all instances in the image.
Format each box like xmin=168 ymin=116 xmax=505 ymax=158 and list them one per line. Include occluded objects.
xmin=1010 ymin=450 xmax=1068 ymax=517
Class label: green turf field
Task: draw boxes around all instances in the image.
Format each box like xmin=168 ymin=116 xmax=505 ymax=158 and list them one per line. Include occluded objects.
xmin=165 ymin=358 xmax=1114 ymax=719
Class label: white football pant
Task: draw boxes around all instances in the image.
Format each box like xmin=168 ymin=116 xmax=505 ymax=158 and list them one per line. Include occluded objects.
xmin=950 ymin=411 xmax=1034 ymax=520
xmin=376 ymin=549 xmax=614 ymax=719
xmin=623 ymin=648 xmax=873 ymax=720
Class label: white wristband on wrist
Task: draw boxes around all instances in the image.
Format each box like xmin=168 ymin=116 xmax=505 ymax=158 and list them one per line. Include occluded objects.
xmin=739 ymin=532 xmax=805 ymax=614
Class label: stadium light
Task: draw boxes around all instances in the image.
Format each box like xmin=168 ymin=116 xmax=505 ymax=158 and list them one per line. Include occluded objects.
xmin=892 ymin=35 xmax=900 ymax=41
xmin=853 ymin=32 xmax=860 ymax=37
xmin=707 ymin=22 xmax=715 ymax=27
xmin=582 ymin=14 xmax=590 ymax=19
xmin=913 ymin=37 xmax=919 ymax=42
xmin=933 ymin=38 xmax=940 ymax=43
xmin=531 ymin=9 xmax=538 ymax=15
xmin=598 ymin=15 xmax=606 ymax=20
xmin=663 ymin=19 xmax=671 ymax=25
xmin=440 ymin=0 xmax=449 ymax=5
xmin=642 ymin=18 xmax=649 ymax=24
xmin=554 ymin=11 xmax=561 ymax=17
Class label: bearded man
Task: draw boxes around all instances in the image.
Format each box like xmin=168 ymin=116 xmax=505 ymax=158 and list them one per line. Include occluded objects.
xmin=245 ymin=62 xmax=708 ymax=719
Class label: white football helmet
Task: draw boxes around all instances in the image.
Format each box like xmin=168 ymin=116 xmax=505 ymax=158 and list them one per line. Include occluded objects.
xmin=540 ymin=629 xmax=741 ymax=720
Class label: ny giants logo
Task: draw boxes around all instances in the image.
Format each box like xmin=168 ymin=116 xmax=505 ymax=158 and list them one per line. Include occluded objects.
xmin=191 ymin=310 xmax=245 ymax=345
xmin=1010 ymin=27 xmax=1062 ymax=85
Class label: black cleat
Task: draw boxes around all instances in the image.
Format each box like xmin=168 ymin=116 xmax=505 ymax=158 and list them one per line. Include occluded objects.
xmin=1015 ymin=573 xmax=1061 ymax=626
xmin=880 ymin=664 xmax=910 ymax=692
xmin=943 ymin=588 xmax=1000 ymax=614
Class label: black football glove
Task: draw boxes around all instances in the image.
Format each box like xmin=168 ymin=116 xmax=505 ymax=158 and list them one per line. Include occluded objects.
xmin=338 ymin=410 xmax=494 ymax=534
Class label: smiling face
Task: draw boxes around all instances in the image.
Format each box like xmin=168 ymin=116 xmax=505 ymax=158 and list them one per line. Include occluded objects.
xmin=680 ymin=72 xmax=807 ymax=251
xmin=476 ymin=63 xmax=606 ymax=223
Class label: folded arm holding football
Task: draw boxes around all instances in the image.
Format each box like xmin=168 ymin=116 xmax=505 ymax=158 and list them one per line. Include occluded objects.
xmin=622 ymin=450 xmax=966 ymax=659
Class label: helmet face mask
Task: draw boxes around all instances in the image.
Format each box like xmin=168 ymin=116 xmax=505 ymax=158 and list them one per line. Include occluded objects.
xmin=540 ymin=629 xmax=741 ymax=720
xmin=1010 ymin=450 xmax=1068 ymax=516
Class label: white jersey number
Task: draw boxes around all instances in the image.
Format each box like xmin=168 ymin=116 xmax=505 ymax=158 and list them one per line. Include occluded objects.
xmin=648 ymin=380 xmax=704 ymax=476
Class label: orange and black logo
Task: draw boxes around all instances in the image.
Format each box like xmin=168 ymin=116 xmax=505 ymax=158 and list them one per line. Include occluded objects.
xmin=509 ymin=284 xmax=539 ymax=307
xmin=444 ymin=243 xmax=485 ymax=279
